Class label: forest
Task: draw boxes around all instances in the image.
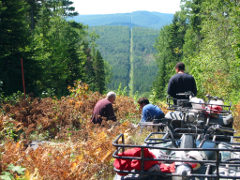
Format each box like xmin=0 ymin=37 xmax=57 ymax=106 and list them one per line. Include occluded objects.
xmin=0 ymin=0 xmax=106 ymax=98
xmin=0 ymin=0 xmax=240 ymax=179
xmin=153 ymin=0 xmax=240 ymax=104
xmin=90 ymin=26 xmax=159 ymax=95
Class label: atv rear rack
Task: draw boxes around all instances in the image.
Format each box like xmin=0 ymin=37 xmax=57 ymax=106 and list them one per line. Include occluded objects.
xmin=113 ymin=133 xmax=240 ymax=179
xmin=167 ymin=95 xmax=232 ymax=115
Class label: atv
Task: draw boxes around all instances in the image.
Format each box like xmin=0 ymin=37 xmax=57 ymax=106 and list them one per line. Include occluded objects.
xmin=112 ymin=93 xmax=240 ymax=180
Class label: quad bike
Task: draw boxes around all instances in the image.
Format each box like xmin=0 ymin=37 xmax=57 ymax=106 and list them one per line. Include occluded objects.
xmin=112 ymin=93 xmax=239 ymax=180
xmin=165 ymin=92 xmax=233 ymax=131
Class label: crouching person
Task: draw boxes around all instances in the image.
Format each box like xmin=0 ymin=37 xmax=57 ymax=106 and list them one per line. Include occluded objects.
xmin=138 ymin=97 xmax=165 ymax=132
xmin=138 ymin=97 xmax=165 ymax=122
xmin=91 ymin=91 xmax=117 ymax=124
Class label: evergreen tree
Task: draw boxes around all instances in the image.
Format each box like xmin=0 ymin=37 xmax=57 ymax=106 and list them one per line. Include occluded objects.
xmin=0 ymin=0 xmax=106 ymax=97
xmin=153 ymin=12 xmax=187 ymax=99
xmin=93 ymin=50 xmax=105 ymax=93
xmin=83 ymin=45 xmax=96 ymax=91
xmin=182 ymin=0 xmax=203 ymax=59
xmin=25 ymin=0 xmax=41 ymax=30
xmin=168 ymin=12 xmax=187 ymax=62
xmin=31 ymin=2 xmax=91 ymax=96
xmin=45 ymin=0 xmax=78 ymax=17
xmin=0 ymin=0 xmax=33 ymax=95
xmin=153 ymin=26 xmax=172 ymax=99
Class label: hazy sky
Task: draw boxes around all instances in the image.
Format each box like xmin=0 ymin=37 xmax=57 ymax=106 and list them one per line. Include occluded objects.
xmin=71 ymin=0 xmax=181 ymax=15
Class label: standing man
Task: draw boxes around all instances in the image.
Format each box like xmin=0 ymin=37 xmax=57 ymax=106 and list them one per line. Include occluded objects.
xmin=91 ymin=91 xmax=117 ymax=124
xmin=138 ymin=97 xmax=165 ymax=122
xmin=167 ymin=62 xmax=197 ymax=100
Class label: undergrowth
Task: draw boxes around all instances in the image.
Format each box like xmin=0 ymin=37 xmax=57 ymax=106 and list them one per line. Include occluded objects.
xmin=0 ymin=81 xmax=167 ymax=179
xmin=0 ymin=81 xmax=238 ymax=179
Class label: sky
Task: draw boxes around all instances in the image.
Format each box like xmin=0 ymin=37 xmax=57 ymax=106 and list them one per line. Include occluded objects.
xmin=71 ymin=0 xmax=181 ymax=15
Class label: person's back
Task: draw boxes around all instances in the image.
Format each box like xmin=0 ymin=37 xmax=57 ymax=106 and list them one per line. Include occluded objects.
xmin=91 ymin=92 xmax=117 ymax=124
xmin=138 ymin=97 xmax=165 ymax=122
xmin=142 ymin=104 xmax=165 ymax=122
xmin=167 ymin=62 xmax=197 ymax=100
xmin=168 ymin=73 xmax=197 ymax=99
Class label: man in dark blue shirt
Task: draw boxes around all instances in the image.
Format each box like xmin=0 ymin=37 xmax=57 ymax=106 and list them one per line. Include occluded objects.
xmin=167 ymin=62 xmax=197 ymax=100
xmin=138 ymin=98 xmax=165 ymax=122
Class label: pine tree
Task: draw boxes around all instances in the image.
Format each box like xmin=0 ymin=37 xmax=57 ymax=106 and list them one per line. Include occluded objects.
xmin=153 ymin=12 xmax=187 ymax=99
xmin=94 ymin=50 xmax=106 ymax=93
xmin=0 ymin=0 xmax=32 ymax=95
xmin=45 ymin=0 xmax=78 ymax=17
xmin=182 ymin=0 xmax=203 ymax=59
xmin=153 ymin=26 xmax=172 ymax=99
xmin=31 ymin=2 xmax=90 ymax=96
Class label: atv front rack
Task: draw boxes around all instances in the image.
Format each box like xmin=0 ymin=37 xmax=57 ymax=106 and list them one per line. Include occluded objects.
xmin=113 ymin=133 xmax=240 ymax=179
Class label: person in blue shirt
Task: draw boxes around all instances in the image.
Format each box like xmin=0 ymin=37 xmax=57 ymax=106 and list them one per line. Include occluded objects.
xmin=138 ymin=97 xmax=165 ymax=122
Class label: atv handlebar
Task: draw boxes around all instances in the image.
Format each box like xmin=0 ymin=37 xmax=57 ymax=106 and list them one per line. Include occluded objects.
xmin=206 ymin=94 xmax=223 ymax=101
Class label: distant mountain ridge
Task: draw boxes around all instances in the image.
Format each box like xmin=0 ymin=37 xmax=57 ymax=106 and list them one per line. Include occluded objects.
xmin=69 ymin=11 xmax=173 ymax=29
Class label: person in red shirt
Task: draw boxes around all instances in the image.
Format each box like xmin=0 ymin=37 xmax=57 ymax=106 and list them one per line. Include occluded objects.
xmin=91 ymin=91 xmax=117 ymax=124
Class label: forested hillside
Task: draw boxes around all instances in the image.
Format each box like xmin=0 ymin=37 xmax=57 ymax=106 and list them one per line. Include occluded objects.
xmin=90 ymin=26 xmax=159 ymax=95
xmin=153 ymin=0 xmax=240 ymax=104
xmin=90 ymin=26 xmax=130 ymax=91
xmin=73 ymin=11 xmax=173 ymax=95
xmin=70 ymin=11 xmax=173 ymax=29
xmin=132 ymin=27 xmax=159 ymax=94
